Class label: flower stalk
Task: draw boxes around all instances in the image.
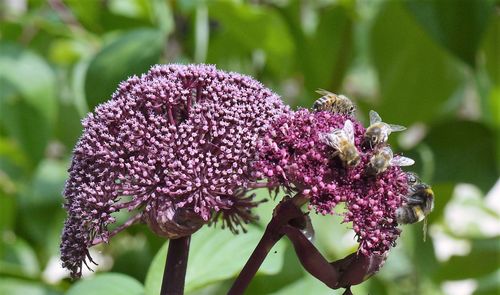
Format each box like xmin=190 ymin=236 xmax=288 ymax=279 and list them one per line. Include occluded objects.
xmin=161 ymin=235 xmax=191 ymax=295
xmin=228 ymin=195 xmax=306 ymax=295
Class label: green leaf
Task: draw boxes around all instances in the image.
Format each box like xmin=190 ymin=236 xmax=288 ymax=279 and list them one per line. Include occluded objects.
xmin=298 ymin=5 xmax=354 ymax=96
xmin=370 ymin=2 xmax=463 ymax=125
xmin=67 ymin=273 xmax=144 ymax=295
xmin=434 ymin=237 xmax=500 ymax=281
xmin=207 ymin=1 xmax=294 ymax=77
xmin=17 ymin=159 xmax=68 ymax=254
xmin=424 ymin=120 xmax=498 ymax=192
xmin=270 ymin=274 xmax=333 ymax=295
xmin=0 ymin=43 xmax=57 ymax=122
xmin=481 ymin=11 xmax=500 ymax=128
xmin=245 ymin=245 xmax=306 ymax=294
xmin=0 ymin=98 xmax=50 ymax=167
xmin=427 ymin=183 xmax=454 ymax=223
xmin=474 ymin=270 xmax=500 ymax=295
xmin=272 ymin=273 xmax=369 ymax=295
xmin=54 ymin=102 xmax=83 ymax=150
xmin=0 ymin=237 xmax=40 ymax=277
xmin=65 ymin=0 xmax=104 ymax=33
xmin=84 ymin=29 xmax=164 ymax=110
xmin=0 ymin=43 xmax=57 ymax=166
xmin=0 ymin=278 xmax=61 ymax=295
xmin=0 ymin=193 xmax=15 ymax=247
xmin=404 ymin=0 xmax=495 ymax=67
xmin=482 ymin=12 xmax=500 ymax=86
xmin=144 ymin=225 xmax=286 ymax=295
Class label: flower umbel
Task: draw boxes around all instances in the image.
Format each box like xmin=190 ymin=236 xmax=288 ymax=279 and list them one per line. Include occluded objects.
xmin=254 ymin=108 xmax=411 ymax=256
xmin=60 ymin=64 xmax=288 ymax=278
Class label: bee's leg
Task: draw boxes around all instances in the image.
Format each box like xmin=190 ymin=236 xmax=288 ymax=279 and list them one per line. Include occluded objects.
xmin=422 ymin=218 xmax=428 ymax=242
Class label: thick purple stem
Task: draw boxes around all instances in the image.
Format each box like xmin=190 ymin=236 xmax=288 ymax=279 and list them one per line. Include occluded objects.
xmin=283 ymin=224 xmax=387 ymax=290
xmin=161 ymin=235 xmax=191 ymax=295
xmin=228 ymin=193 xmax=386 ymax=295
xmin=227 ymin=195 xmax=306 ymax=295
xmin=282 ymin=225 xmax=340 ymax=288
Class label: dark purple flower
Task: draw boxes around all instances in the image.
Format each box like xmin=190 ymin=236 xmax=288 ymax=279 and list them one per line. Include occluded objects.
xmin=61 ymin=64 xmax=289 ymax=278
xmin=254 ymin=109 xmax=410 ymax=256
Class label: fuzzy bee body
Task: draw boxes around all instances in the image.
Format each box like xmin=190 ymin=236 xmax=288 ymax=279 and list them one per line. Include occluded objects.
xmin=313 ymin=89 xmax=356 ymax=116
xmin=321 ymin=120 xmax=361 ymax=167
xmin=365 ymin=147 xmax=415 ymax=176
xmin=396 ymin=183 xmax=434 ymax=225
xmin=363 ymin=110 xmax=406 ymax=148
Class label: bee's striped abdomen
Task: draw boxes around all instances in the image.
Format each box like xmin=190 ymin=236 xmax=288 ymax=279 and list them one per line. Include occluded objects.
xmin=312 ymin=91 xmax=356 ymax=116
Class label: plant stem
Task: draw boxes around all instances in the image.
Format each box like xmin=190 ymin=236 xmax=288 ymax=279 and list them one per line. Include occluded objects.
xmin=228 ymin=195 xmax=306 ymax=295
xmin=227 ymin=226 xmax=282 ymax=295
xmin=161 ymin=235 xmax=191 ymax=295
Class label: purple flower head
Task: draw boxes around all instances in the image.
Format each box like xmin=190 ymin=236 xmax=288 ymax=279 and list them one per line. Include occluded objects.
xmin=254 ymin=109 xmax=410 ymax=256
xmin=61 ymin=64 xmax=289 ymax=278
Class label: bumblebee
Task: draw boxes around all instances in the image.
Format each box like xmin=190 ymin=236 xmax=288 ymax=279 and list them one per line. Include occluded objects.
xmin=313 ymin=89 xmax=356 ymax=116
xmin=363 ymin=110 xmax=406 ymax=148
xmin=365 ymin=147 xmax=414 ymax=176
xmin=321 ymin=120 xmax=360 ymax=167
xmin=396 ymin=183 xmax=435 ymax=241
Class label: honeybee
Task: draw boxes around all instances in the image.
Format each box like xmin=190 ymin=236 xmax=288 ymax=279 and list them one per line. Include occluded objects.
xmin=313 ymin=89 xmax=356 ymax=116
xmin=363 ymin=110 xmax=406 ymax=148
xmin=396 ymin=182 xmax=435 ymax=241
xmin=321 ymin=120 xmax=360 ymax=167
xmin=365 ymin=147 xmax=414 ymax=176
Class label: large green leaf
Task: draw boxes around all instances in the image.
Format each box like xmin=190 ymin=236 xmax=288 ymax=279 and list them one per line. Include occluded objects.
xmin=207 ymin=1 xmax=294 ymax=77
xmin=0 ymin=237 xmax=40 ymax=278
xmin=66 ymin=273 xmax=144 ymax=295
xmin=427 ymin=183 xmax=454 ymax=223
xmin=271 ymin=273 xmax=369 ymax=295
xmin=370 ymin=2 xmax=463 ymax=125
xmin=0 ymin=43 xmax=57 ymax=166
xmin=0 ymin=278 xmax=60 ymax=295
xmin=404 ymin=0 xmax=495 ymax=67
xmin=424 ymin=120 xmax=498 ymax=192
xmin=481 ymin=11 xmax=500 ymax=129
xmin=84 ymin=29 xmax=164 ymax=110
xmin=0 ymin=43 xmax=57 ymax=122
xmin=17 ymin=159 xmax=68 ymax=254
xmin=474 ymin=270 xmax=500 ymax=295
xmin=298 ymin=5 xmax=353 ymax=97
xmin=144 ymin=225 xmax=286 ymax=295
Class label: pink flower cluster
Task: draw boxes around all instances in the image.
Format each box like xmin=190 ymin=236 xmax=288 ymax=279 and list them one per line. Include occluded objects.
xmin=254 ymin=109 xmax=410 ymax=255
xmin=61 ymin=64 xmax=289 ymax=278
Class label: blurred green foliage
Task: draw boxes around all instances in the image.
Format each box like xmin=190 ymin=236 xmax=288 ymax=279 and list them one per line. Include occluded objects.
xmin=0 ymin=0 xmax=499 ymax=294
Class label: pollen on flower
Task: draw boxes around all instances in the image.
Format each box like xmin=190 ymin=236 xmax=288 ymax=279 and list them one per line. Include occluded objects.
xmin=60 ymin=64 xmax=289 ymax=278
xmin=254 ymin=109 xmax=410 ymax=256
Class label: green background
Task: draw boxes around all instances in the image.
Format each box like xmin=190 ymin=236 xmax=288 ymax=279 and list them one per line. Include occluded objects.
xmin=0 ymin=0 xmax=499 ymax=294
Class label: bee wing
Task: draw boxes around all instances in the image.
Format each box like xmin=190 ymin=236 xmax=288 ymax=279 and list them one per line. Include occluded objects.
xmin=316 ymin=88 xmax=333 ymax=97
xmin=343 ymin=120 xmax=355 ymax=144
xmin=391 ymin=156 xmax=415 ymax=167
xmin=320 ymin=131 xmax=341 ymax=149
xmin=369 ymin=110 xmax=382 ymax=125
xmin=389 ymin=124 xmax=406 ymax=132
xmin=380 ymin=146 xmax=394 ymax=158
